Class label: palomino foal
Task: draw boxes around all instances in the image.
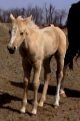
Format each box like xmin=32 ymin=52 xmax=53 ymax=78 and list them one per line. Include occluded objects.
xmin=7 ymin=14 xmax=66 ymax=115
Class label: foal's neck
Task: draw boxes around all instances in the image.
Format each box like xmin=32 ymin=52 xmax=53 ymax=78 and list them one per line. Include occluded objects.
xmin=26 ymin=22 xmax=40 ymax=38
xmin=29 ymin=21 xmax=39 ymax=29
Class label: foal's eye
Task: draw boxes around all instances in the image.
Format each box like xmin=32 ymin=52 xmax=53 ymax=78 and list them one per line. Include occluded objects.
xmin=9 ymin=30 xmax=11 ymax=35
xmin=20 ymin=32 xmax=23 ymax=36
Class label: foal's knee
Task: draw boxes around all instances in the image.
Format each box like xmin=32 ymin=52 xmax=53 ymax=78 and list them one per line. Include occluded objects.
xmin=56 ymin=70 xmax=63 ymax=81
xmin=33 ymin=80 xmax=40 ymax=90
xmin=24 ymin=77 xmax=28 ymax=87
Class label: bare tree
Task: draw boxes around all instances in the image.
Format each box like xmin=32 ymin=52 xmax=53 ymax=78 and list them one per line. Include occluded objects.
xmin=44 ymin=4 xmax=55 ymax=25
xmin=0 ymin=4 xmax=67 ymax=26
xmin=58 ymin=9 xmax=67 ymax=26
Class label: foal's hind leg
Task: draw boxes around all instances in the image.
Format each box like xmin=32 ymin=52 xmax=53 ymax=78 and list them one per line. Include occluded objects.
xmin=20 ymin=59 xmax=32 ymax=113
xmin=60 ymin=66 xmax=67 ymax=97
xmin=38 ymin=59 xmax=51 ymax=107
xmin=54 ymin=54 xmax=64 ymax=107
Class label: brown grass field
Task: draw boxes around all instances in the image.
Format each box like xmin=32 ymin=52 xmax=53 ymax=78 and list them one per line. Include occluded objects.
xmin=0 ymin=23 xmax=80 ymax=121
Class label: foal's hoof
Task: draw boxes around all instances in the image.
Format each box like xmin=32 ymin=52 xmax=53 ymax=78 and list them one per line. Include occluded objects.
xmin=54 ymin=103 xmax=59 ymax=109
xmin=20 ymin=107 xmax=26 ymax=113
xmin=60 ymin=92 xmax=67 ymax=98
xmin=54 ymin=105 xmax=59 ymax=109
xmin=38 ymin=101 xmax=44 ymax=107
xmin=60 ymin=90 xmax=66 ymax=97
xmin=31 ymin=109 xmax=37 ymax=115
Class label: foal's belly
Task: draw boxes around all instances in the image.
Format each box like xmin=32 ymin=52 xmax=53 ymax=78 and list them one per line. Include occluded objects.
xmin=44 ymin=43 xmax=58 ymax=58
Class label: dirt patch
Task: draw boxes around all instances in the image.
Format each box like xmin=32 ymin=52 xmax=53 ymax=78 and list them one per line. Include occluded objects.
xmin=0 ymin=24 xmax=80 ymax=121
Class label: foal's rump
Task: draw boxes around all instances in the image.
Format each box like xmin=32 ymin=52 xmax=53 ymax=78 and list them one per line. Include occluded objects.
xmin=54 ymin=26 xmax=66 ymax=55
xmin=41 ymin=25 xmax=66 ymax=57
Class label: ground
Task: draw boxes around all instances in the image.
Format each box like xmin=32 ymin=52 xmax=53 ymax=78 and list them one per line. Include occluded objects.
xmin=0 ymin=24 xmax=80 ymax=121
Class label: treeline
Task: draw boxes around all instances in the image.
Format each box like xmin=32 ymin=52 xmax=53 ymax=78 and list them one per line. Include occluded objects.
xmin=0 ymin=4 xmax=67 ymax=26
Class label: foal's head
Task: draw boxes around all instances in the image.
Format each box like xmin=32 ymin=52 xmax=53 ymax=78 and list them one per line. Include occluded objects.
xmin=7 ymin=14 xmax=32 ymax=54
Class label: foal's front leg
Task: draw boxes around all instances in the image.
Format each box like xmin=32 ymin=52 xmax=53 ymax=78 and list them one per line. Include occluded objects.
xmin=38 ymin=59 xmax=51 ymax=107
xmin=31 ymin=60 xmax=42 ymax=115
xmin=20 ymin=60 xmax=32 ymax=113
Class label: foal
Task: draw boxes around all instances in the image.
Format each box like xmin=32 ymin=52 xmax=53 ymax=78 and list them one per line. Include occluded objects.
xmin=7 ymin=14 xmax=66 ymax=115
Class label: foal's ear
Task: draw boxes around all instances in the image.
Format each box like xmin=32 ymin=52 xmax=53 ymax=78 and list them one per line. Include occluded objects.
xmin=24 ymin=15 xmax=32 ymax=23
xmin=17 ymin=16 xmax=24 ymax=20
xmin=27 ymin=15 xmax=32 ymax=21
xmin=10 ymin=14 xmax=15 ymax=21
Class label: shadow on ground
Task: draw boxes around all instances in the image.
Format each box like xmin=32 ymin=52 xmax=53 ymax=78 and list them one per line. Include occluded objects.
xmin=0 ymin=91 xmax=21 ymax=113
xmin=10 ymin=81 xmax=80 ymax=98
xmin=0 ymin=80 xmax=80 ymax=115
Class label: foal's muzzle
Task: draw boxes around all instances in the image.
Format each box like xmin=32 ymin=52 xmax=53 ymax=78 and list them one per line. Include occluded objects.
xmin=7 ymin=45 xmax=16 ymax=54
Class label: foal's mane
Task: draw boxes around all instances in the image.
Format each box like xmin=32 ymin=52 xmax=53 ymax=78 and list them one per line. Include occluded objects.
xmin=28 ymin=21 xmax=39 ymax=30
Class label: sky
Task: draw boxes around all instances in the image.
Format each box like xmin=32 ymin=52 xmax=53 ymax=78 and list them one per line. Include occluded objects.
xmin=0 ymin=0 xmax=79 ymax=12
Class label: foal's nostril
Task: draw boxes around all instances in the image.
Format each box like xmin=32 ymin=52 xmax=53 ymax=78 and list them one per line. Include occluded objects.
xmin=7 ymin=45 xmax=16 ymax=54
xmin=7 ymin=45 xmax=9 ymax=49
xmin=7 ymin=45 xmax=10 ymax=51
xmin=13 ymin=46 xmax=16 ymax=50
